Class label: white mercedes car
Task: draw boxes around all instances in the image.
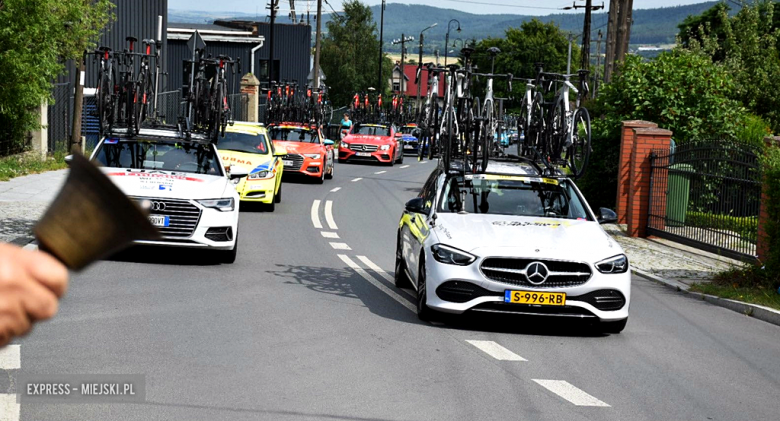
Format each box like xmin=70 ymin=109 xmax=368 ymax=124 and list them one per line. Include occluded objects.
xmin=395 ymin=160 xmax=630 ymax=333
xmin=89 ymin=128 xmax=245 ymax=263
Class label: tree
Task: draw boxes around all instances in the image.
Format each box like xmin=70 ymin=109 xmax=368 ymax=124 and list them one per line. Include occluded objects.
xmin=0 ymin=0 xmax=114 ymax=154
xmin=470 ymin=20 xmax=578 ymax=106
xmin=320 ymin=0 xmax=393 ymax=107
xmin=677 ymin=1 xmax=731 ymax=60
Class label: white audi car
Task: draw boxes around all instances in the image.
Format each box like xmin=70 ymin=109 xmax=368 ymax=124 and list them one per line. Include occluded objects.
xmin=89 ymin=128 xmax=245 ymax=263
xmin=395 ymin=160 xmax=630 ymax=333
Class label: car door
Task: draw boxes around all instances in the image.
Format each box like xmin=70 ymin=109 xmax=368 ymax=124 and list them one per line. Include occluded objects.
xmin=404 ymin=169 xmax=441 ymax=285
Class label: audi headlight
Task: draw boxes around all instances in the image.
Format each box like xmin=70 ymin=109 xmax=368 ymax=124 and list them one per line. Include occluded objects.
xmin=380 ymin=144 xmax=391 ymax=151
xmin=196 ymin=198 xmax=235 ymax=212
xmin=431 ymin=244 xmax=476 ymax=266
xmin=596 ymin=254 xmax=629 ymax=274
xmin=304 ymin=153 xmax=321 ymax=159
xmin=341 ymin=142 xmax=350 ymax=149
xmin=248 ymin=170 xmax=273 ymax=180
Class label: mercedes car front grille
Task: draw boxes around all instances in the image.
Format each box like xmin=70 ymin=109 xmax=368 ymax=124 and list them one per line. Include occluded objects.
xmin=480 ymin=257 xmax=592 ymax=288
xmin=349 ymin=144 xmax=379 ymax=152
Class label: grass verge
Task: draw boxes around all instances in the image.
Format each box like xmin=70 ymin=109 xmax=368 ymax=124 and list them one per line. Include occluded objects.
xmin=0 ymin=151 xmax=68 ymax=182
xmin=690 ymin=266 xmax=780 ymax=311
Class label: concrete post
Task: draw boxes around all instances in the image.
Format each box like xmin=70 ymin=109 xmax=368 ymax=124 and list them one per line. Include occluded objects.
xmin=757 ymin=136 xmax=779 ymax=263
xmin=30 ymin=100 xmax=49 ymax=159
xmin=616 ymin=120 xmax=657 ymax=224
xmin=240 ymin=73 xmax=261 ymax=123
xmin=627 ymin=127 xmax=672 ymax=238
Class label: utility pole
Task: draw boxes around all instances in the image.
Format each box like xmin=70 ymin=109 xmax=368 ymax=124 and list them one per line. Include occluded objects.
xmin=567 ymin=33 xmax=573 ymax=74
xmin=571 ymin=1 xmax=604 ymax=73
xmin=595 ymin=30 xmax=603 ymax=98
xmin=313 ymin=0 xmax=323 ymax=88
xmin=378 ymin=0 xmax=386 ymax=92
xmin=267 ymin=0 xmax=278 ymax=87
xmin=604 ymin=0 xmax=619 ymax=82
xmin=615 ymin=0 xmax=634 ymax=71
xmin=417 ymin=23 xmax=437 ymax=112
xmin=70 ymin=53 xmax=86 ymax=154
xmin=392 ymin=34 xmax=414 ymax=95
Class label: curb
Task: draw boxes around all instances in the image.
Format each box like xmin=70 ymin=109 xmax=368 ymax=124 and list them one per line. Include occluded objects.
xmin=632 ymin=268 xmax=780 ymax=327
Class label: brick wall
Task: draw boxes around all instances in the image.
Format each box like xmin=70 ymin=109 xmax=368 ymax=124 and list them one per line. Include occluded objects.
xmin=616 ymin=120 xmax=657 ymax=224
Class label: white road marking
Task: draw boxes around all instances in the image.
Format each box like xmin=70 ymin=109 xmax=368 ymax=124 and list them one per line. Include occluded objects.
xmin=532 ymin=379 xmax=611 ymax=407
xmin=0 ymin=344 xmax=20 ymax=369
xmin=0 ymin=394 xmax=20 ymax=421
xmin=330 ymin=242 xmax=352 ymax=250
xmin=400 ymin=165 xmax=410 ymax=168
xmin=338 ymin=255 xmax=416 ymax=312
xmin=466 ymin=340 xmax=527 ymax=361
xmin=330 ymin=187 xmax=342 ymax=192
xmin=351 ymin=177 xmax=363 ymax=182
xmin=311 ymin=200 xmax=323 ymax=229
xmin=357 ymin=255 xmax=416 ymax=299
xmin=324 ymin=200 xmax=338 ymax=230
xmin=321 ymin=231 xmax=340 ymax=239
xmin=419 ymin=161 xmax=427 ymax=164
xmin=374 ymin=170 xmax=386 ymax=174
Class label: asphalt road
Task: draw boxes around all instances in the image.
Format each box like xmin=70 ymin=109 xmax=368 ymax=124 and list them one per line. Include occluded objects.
xmin=7 ymin=151 xmax=780 ymax=421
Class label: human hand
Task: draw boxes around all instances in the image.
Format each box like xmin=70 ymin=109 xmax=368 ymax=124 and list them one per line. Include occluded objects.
xmin=0 ymin=242 xmax=68 ymax=347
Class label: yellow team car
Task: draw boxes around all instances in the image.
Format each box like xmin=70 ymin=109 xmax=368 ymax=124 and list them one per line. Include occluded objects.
xmin=219 ymin=122 xmax=285 ymax=211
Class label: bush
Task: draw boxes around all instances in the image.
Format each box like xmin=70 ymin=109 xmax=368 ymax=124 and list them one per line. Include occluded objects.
xmin=761 ymin=145 xmax=780 ymax=284
xmin=685 ymin=211 xmax=758 ymax=243
xmin=576 ymin=112 xmax=620 ymax=211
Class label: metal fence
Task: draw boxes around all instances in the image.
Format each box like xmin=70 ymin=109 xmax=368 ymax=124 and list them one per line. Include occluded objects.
xmin=48 ymin=82 xmax=72 ymax=153
xmin=647 ymin=140 xmax=763 ymax=262
xmin=228 ymin=93 xmax=249 ymax=122
xmin=156 ymin=90 xmax=185 ymax=125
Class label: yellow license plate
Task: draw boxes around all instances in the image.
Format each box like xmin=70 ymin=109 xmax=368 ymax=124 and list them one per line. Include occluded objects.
xmin=504 ymin=290 xmax=566 ymax=306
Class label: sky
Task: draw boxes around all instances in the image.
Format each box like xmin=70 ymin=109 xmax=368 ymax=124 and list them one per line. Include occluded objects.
xmin=167 ymin=0 xmax=717 ymax=16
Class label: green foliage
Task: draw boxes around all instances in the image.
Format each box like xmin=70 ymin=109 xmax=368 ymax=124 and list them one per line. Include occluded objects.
xmin=576 ymin=113 xmax=620 ymax=211
xmin=736 ymin=114 xmax=772 ymax=148
xmin=470 ymin=20 xmax=577 ymax=103
xmin=761 ymin=145 xmax=780 ymax=281
xmin=320 ymin=0 xmax=393 ymax=107
xmin=598 ymin=50 xmax=748 ymax=144
xmin=0 ymin=0 xmax=113 ymax=154
xmin=677 ymin=1 xmax=731 ymax=59
xmin=0 ymin=151 xmax=68 ymax=181
xmin=685 ymin=211 xmax=758 ymax=243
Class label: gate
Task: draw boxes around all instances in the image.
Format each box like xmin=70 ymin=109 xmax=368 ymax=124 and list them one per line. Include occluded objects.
xmin=647 ymin=140 xmax=762 ymax=262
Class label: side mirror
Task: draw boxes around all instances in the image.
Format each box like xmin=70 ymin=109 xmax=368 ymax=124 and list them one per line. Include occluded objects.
xmin=405 ymin=197 xmax=425 ymax=214
xmin=598 ymin=207 xmax=618 ymax=224
xmin=323 ymin=139 xmax=335 ymax=146
xmin=229 ymin=165 xmax=249 ymax=180
xmin=64 ymin=155 xmax=74 ymax=165
xmin=273 ymin=150 xmax=287 ymax=157
xmin=394 ymin=132 xmax=403 ymax=138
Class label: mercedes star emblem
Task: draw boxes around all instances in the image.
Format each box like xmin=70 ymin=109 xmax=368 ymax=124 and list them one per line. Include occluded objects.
xmin=525 ymin=262 xmax=549 ymax=285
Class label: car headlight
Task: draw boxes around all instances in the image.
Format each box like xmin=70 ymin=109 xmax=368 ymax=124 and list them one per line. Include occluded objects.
xmin=304 ymin=153 xmax=321 ymax=159
xmin=341 ymin=142 xmax=349 ymax=149
xmin=431 ymin=244 xmax=476 ymax=266
xmin=380 ymin=144 xmax=391 ymax=151
xmin=596 ymin=254 xmax=629 ymax=274
xmin=196 ymin=198 xmax=235 ymax=212
xmin=248 ymin=170 xmax=274 ymax=180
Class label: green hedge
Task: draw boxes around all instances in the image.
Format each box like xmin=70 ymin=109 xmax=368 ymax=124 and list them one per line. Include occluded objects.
xmin=762 ymin=146 xmax=780 ymax=283
xmin=685 ymin=211 xmax=758 ymax=243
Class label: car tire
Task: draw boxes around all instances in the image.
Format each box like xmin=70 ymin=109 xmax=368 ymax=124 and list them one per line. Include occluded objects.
xmin=220 ymin=229 xmax=238 ymax=264
xmin=275 ymin=182 xmax=282 ymax=203
xmin=394 ymin=233 xmax=411 ymax=289
xmin=600 ymin=318 xmax=628 ymax=334
xmin=387 ymin=148 xmax=395 ymax=167
xmin=417 ymin=255 xmax=434 ymax=321
xmin=396 ymin=148 xmax=404 ymax=164
xmin=325 ymin=155 xmax=334 ymax=179
xmin=316 ymin=162 xmax=325 ymax=184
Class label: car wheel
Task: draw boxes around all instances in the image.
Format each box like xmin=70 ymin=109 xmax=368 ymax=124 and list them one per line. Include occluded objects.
xmin=387 ymin=148 xmax=395 ymax=167
xmin=396 ymin=148 xmax=404 ymax=164
xmin=316 ymin=162 xmax=325 ymax=184
xmin=275 ymin=182 xmax=282 ymax=203
xmin=220 ymin=229 xmax=238 ymax=264
xmin=325 ymin=155 xmax=334 ymax=179
xmin=417 ymin=255 xmax=433 ymax=321
xmin=394 ymin=232 xmax=411 ymax=288
xmin=600 ymin=318 xmax=628 ymax=334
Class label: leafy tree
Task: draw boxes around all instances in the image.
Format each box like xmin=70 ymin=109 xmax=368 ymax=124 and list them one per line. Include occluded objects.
xmin=0 ymin=0 xmax=114 ymax=154
xmin=320 ymin=0 xmax=393 ymax=107
xmin=677 ymin=1 xmax=731 ymax=60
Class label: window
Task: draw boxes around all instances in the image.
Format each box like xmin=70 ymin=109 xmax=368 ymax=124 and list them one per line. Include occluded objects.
xmin=219 ymin=131 xmax=270 ymax=155
xmin=94 ymin=140 xmax=222 ymax=175
xmin=354 ymin=125 xmax=391 ymax=136
xmin=392 ymin=82 xmax=400 ymax=92
xmin=268 ymin=127 xmax=319 ymax=143
xmin=256 ymin=60 xmax=281 ymax=81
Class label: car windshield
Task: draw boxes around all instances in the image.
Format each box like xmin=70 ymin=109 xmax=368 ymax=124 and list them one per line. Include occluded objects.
xmin=93 ymin=139 xmax=222 ymax=175
xmin=400 ymin=126 xmax=417 ymax=135
xmin=269 ymin=127 xmax=319 ymax=143
xmin=438 ymin=174 xmax=590 ymax=220
xmin=354 ymin=125 xmax=391 ymax=136
xmin=219 ymin=131 xmax=269 ymax=154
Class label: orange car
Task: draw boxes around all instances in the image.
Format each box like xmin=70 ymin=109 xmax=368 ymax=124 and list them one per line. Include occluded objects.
xmin=268 ymin=123 xmax=335 ymax=183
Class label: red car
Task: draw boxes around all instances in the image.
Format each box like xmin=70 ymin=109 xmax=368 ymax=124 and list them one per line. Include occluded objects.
xmin=268 ymin=123 xmax=335 ymax=183
xmin=338 ymin=123 xmax=404 ymax=166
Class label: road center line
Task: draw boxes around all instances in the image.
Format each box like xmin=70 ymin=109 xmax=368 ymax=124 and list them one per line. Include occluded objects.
xmin=356 ymin=255 xmax=416 ymax=299
xmin=310 ymin=200 xmax=323 ymax=229
xmin=419 ymin=161 xmax=427 ymax=164
xmin=351 ymin=177 xmax=362 ymax=182
xmin=532 ymin=379 xmax=611 ymax=407
xmin=338 ymin=254 xmax=416 ymax=313
xmin=466 ymin=340 xmax=527 ymax=361
xmin=330 ymin=187 xmax=342 ymax=192
xmin=324 ymin=200 xmax=338 ymax=230
xmin=0 ymin=394 xmax=20 ymax=421
xmin=321 ymin=231 xmax=340 ymax=239
xmin=400 ymin=165 xmax=410 ymax=168
xmin=330 ymin=242 xmax=352 ymax=250
xmin=374 ymin=171 xmax=386 ymax=174
xmin=0 ymin=344 xmax=20 ymax=369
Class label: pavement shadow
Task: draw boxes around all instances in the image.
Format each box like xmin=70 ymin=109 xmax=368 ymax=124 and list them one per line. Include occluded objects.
xmin=105 ymin=245 xmax=222 ymax=266
xmin=267 ymin=263 xmax=418 ymax=324
xmin=239 ymin=202 xmax=274 ymax=213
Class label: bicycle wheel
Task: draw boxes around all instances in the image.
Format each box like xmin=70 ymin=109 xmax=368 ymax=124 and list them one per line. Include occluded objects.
xmin=526 ymin=92 xmax=545 ymax=159
xmin=135 ymin=72 xmax=148 ymax=131
xmin=97 ymin=67 xmax=110 ymax=133
xmin=567 ymin=107 xmax=591 ymax=179
xmin=549 ymin=99 xmax=568 ymax=166
xmin=428 ymin=101 xmax=439 ymax=160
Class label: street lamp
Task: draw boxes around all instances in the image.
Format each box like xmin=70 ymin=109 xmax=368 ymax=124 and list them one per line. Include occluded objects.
xmin=417 ymin=23 xmax=438 ymax=110
xmin=444 ymin=19 xmax=461 ymax=67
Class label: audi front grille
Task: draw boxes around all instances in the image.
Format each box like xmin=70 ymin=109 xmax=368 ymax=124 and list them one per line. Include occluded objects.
xmin=283 ymin=154 xmax=304 ymax=171
xmin=349 ymin=144 xmax=379 ymax=152
xmin=480 ymin=258 xmax=592 ymax=288
xmin=131 ymin=197 xmax=202 ymax=238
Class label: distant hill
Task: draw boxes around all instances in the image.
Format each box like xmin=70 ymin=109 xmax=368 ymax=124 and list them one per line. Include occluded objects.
xmin=170 ymin=1 xmax=721 ymax=51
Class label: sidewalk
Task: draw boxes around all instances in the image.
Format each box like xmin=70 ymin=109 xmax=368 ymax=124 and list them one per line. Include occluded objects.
xmin=0 ymin=170 xmax=67 ymax=245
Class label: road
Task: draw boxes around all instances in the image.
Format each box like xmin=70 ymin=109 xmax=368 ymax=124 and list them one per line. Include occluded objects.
xmin=5 ymin=153 xmax=780 ymax=421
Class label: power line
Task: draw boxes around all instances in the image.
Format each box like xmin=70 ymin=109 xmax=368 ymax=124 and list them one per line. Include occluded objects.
xmin=435 ymin=0 xmax=569 ymax=11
